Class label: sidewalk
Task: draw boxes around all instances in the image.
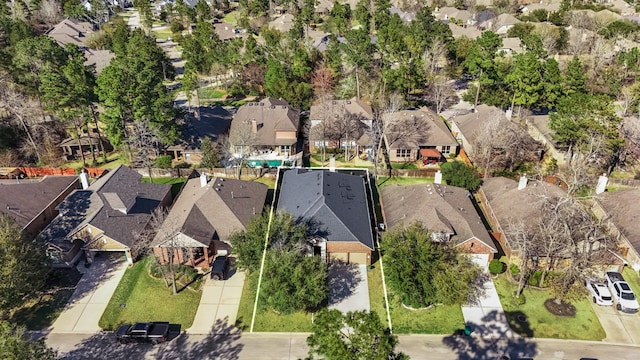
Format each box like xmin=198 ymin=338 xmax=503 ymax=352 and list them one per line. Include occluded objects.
xmin=49 ymin=255 xmax=127 ymax=334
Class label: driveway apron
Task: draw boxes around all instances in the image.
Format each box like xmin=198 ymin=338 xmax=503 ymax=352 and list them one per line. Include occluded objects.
xmin=187 ymin=270 xmax=245 ymax=334
xmin=328 ymin=263 xmax=370 ymax=313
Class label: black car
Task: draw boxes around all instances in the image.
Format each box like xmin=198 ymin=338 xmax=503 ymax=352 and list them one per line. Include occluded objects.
xmin=210 ymin=256 xmax=230 ymax=280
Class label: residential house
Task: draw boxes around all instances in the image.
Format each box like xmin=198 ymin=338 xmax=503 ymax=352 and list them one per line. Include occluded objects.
xmin=593 ymin=189 xmax=640 ymax=270
xmin=448 ymin=23 xmax=482 ymax=39
xmin=449 ymin=105 xmax=503 ymax=161
xmin=384 ymin=107 xmax=458 ymax=163
xmin=60 ymin=134 xmax=113 ymax=161
xmin=214 ymin=22 xmax=246 ymax=41
xmin=525 ymin=114 xmax=567 ymax=165
xmin=381 ymin=183 xmax=498 ymax=262
xmin=390 ymin=7 xmax=416 ymax=23
xmin=151 ymin=173 xmax=267 ymax=269
xmin=478 ymin=13 xmax=520 ymax=35
xmin=435 ymin=6 xmax=475 ymax=26
xmin=229 ymin=97 xmax=300 ymax=158
xmin=39 ymin=166 xmax=172 ymax=267
xmin=0 ymin=176 xmax=80 ymax=240
xmin=166 ymin=105 xmax=232 ymax=165
xmin=309 ymin=98 xmax=374 ymax=153
xmin=499 ymin=37 xmax=523 ymax=55
xmin=276 ymin=168 xmax=375 ymax=265
xmin=46 ymin=18 xmax=115 ymax=74
xmin=268 ymin=13 xmax=295 ymax=33
xmin=520 ymin=1 xmax=561 ymax=14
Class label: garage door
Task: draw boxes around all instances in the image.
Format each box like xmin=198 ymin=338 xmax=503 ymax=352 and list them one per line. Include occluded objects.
xmin=349 ymin=252 xmax=368 ymax=264
xmin=329 ymin=252 xmax=348 ymax=263
xmin=471 ymin=254 xmax=490 ymax=270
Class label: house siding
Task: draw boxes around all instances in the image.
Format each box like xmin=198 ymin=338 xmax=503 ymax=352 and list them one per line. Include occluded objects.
xmin=326 ymin=241 xmax=372 ymax=265
xmin=457 ymin=237 xmax=495 ymax=260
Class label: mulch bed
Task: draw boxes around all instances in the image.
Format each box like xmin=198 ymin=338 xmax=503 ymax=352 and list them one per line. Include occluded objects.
xmin=544 ymin=298 xmax=576 ymax=316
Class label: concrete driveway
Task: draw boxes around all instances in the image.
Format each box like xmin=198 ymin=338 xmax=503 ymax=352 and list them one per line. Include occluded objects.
xmin=591 ymin=302 xmax=640 ymax=344
xmin=49 ymin=253 xmax=127 ymax=334
xmin=187 ymin=267 xmax=245 ymax=334
xmin=328 ymin=263 xmax=370 ymax=313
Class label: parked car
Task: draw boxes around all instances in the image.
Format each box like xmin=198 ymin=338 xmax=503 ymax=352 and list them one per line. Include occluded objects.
xmin=210 ymin=256 xmax=230 ymax=280
xmin=585 ymin=278 xmax=613 ymax=306
xmin=116 ymin=322 xmax=170 ymax=344
xmin=605 ymin=271 xmax=640 ymax=313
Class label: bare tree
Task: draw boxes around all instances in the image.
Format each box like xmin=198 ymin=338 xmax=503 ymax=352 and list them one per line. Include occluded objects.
xmin=429 ymin=75 xmax=456 ymax=114
xmin=0 ymin=82 xmax=42 ymax=163
xmin=618 ymin=85 xmax=640 ymax=117
xmin=472 ymin=112 xmax=540 ymax=177
xmin=34 ymin=0 xmax=62 ymax=27
xmin=370 ymin=92 xmax=404 ymax=177
xmin=228 ymin=120 xmax=258 ymax=179
xmin=555 ymin=133 xmax=606 ymax=195
xmin=422 ymin=36 xmax=448 ymax=80
xmin=128 ymin=119 xmax=162 ymax=181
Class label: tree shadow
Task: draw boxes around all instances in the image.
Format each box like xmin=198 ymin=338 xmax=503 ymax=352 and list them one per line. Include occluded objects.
xmin=465 ymin=271 xmax=491 ymax=306
xmin=58 ymin=318 xmax=242 ymax=360
xmin=442 ymin=310 xmax=537 ymax=360
xmin=328 ymin=261 xmax=363 ymax=305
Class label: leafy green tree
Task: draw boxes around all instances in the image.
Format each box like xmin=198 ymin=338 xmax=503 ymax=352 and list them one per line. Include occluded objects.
xmin=0 ymin=215 xmax=50 ymax=318
xmin=505 ymin=52 xmax=543 ymax=111
xmin=373 ymin=0 xmax=391 ymax=31
xmin=440 ymin=161 xmax=481 ymax=191
xmin=354 ymin=0 xmax=371 ymax=33
xmin=382 ymin=222 xmax=482 ymax=307
xmin=264 ymin=58 xmax=289 ymax=99
xmin=195 ymin=0 xmax=212 ymax=21
xmin=199 ymin=136 xmax=220 ymax=168
xmin=0 ymin=321 xmax=57 ymax=360
xmin=330 ymin=1 xmax=351 ymax=33
xmin=562 ymin=56 xmax=586 ymax=96
xmin=540 ymin=58 xmax=563 ymax=109
xmin=462 ymin=31 xmax=503 ymax=108
xmin=307 ymin=310 xmax=408 ymax=360
xmin=260 ymin=249 xmax=327 ymax=313
xmin=11 ymin=36 xmax=67 ymax=95
xmin=342 ymin=28 xmax=374 ymax=97
xmin=230 ymin=211 xmax=308 ymax=272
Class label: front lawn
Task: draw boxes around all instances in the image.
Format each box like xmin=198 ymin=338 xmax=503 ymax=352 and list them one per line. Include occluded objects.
xmin=141 ymin=176 xmax=187 ymax=198
xmin=198 ymin=87 xmax=227 ymax=100
xmin=367 ymin=257 xmax=464 ymax=334
xmin=623 ymin=267 xmax=640 ymax=298
xmin=390 ymin=162 xmax=418 ymax=169
xmin=99 ymin=257 xmax=202 ymax=330
xmin=377 ymin=176 xmax=435 ymax=188
xmin=236 ymin=271 xmax=313 ymax=332
xmin=494 ymin=275 xmax=605 ymax=340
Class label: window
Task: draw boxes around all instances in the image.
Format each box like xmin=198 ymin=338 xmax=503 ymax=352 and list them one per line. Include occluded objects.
xmin=441 ymin=145 xmax=451 ymax=155
xmin=396 ymin=149 xmax=411 ymax=158
xmin=280 ymin=145 xmax=291 ymax=155
xmin=314 ymin=140 xmax=328 ymax=148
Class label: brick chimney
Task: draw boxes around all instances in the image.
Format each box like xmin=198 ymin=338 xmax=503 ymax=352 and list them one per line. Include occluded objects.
xmin=251 ymin=119 xmax=257 ymax=133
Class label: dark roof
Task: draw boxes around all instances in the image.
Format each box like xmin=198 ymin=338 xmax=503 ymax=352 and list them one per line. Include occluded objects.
xmin=181 ymin=105 xmax=232 ymax=144
xmin=40 ymin=166 xmax=170 ymax=249
xmin=0 ymin=176 xmax=79 ymax=229
xmin=276 ymin=169 xmax=374 ymax=250
xmin=152 ymin=176 xmax=267 ymax=247
xmin=381 ymin=184 xmax=496 ymax=252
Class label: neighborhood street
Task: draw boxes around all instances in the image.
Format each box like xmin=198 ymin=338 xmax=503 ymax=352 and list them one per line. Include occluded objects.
xmin=46 ymin=331 xmax=640 ymax=359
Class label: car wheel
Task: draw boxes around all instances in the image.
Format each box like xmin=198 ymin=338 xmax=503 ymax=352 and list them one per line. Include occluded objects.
xmin=593 ymin=296 xmax=597 ymax=304
xmin=617 ymin=303 xmax=622 ymax=311
xmin=211 ymin=274 xmax=221 ymax=280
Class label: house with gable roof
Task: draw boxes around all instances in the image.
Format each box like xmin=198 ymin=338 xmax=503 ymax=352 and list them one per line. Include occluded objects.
xmin=276 ymin=168 xmax=375 ymax=265
xmin=151 ymin=173 xmax=266 ymax=269
xmin=229 ymin=97 xmax=300 ymax=159
xmin=309 ymin=97 xmax=374 ymax=153
xmin=381 ymin=183 xmax=498 ymax=262
xmin=39 ymin=165 xmax=172 ymax=267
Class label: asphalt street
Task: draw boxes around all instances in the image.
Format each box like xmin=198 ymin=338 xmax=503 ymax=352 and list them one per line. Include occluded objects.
xmin=46 ymin=331 xmax=640 ymax=360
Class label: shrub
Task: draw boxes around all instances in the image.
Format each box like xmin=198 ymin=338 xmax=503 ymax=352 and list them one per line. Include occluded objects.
xmin=155 ymin=155 xmax=172 ymax=169
xmin=488 ymin=259 xmax=506 ymax=275
xmin=510 ymin=263 xmax=520 ymax=276
xmin=514 ymin=293 xmax=526 ymax=305
xmin=527 ymin=270 xmax=542 ymax=286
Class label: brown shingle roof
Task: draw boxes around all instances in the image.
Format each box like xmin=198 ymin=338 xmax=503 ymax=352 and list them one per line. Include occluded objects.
xmin=231 ymin=97 xmax=300 ymax=147
xmin=384 ymin=107 xmax=458 ymax=149
xmin=450 ymin=105 xmax=503 ymax=147
xmin=599 ymin=189 xmax=640 ymax=255
xmin=152 ymin=176 xmax=267 ymax=247
xmin=381 ymin=183 xmax=496 ymax=252
xmin=46 ymin=18 xmax=94 ymax=47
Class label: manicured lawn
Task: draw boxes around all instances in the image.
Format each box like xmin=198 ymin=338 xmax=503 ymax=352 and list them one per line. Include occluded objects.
xmin=141 ymin=176 xmax=187 ymax=198
xmin=99 ymin=257 xmax=202 ymax=330
xmin=390 ymin=162 xmax=418 ymax=169
xmin=236 ymin=272 xmax=313 ymax=332
xmin=622 ymin=267 xmax=640 ymax=297
xmin=152 ymin=27 xmax=173 ymax=40
xmin=253 ymin=177 xmax=276 ymax=189
xmin=368 ymin=257 xmax=464 ymax=334
xmin=222 ymin=11 xmax=239 ymax=26
xmin=198 ymin=87 xmax=227 ymax=100
xmin=494 ymin=275 xmax=605 ymax=340
xmin=64 ymin=151 xmax=124 ymax=170
xmin=376 ymin=176 xmax=435 ymax=188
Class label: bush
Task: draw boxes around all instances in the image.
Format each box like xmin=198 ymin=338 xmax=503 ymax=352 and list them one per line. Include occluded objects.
xmin=488 ymin=259 xmax=506 ymax=275
xmin=514 ymin=292 xmax=526 ymax=305
xmin=527 ymin=270 xmax=542 ymax=286
xmin=510 ymin=263 xmax=520 ymax=276
xmin=155 ymin=155 xmax=172 ymax=169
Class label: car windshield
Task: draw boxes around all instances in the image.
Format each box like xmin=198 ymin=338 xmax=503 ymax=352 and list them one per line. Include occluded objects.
xmin=602 ymin=296 xmax=612 ymax=301
xmin=622 ymin=292 xmax=636 ymax=300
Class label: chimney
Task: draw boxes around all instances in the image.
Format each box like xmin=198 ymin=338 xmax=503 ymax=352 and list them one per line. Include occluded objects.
xmin=434 ymin=170 xmax=443 ymax=184
xmin=200 ymin=172 xmax=208 ymax=187
xmin=80 ymin=170 xmax=90 ymax=189
xmin=251 ymin=119 xmax=257 ymax=133
xmin=517 ymin=175 xmax=528 ymax=190
xmin=231 ymin=191 xmax=234 ymax=198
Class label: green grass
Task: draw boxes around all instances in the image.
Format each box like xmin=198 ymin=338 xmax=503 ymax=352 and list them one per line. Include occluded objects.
xmin=252 ymin=177 xmax=276 ymax=189
xmin=236 ymin=272 xmax=313 ymax=332
xmin=141 ymin=177 xmax=187 ymax=198
xmin=376 ymin=176 xmax=435 ymax=188
xmin=368 ymin=257 xmax=464 ymax=334
xmin=99 ymin=257 xmax=202 ymax=330
xmin=623 ymin=267 xmax=640 ymax=296
xmin=222 ymin=11 xmax=239 ymax=26
xmin=63 ymin=151 xmax=124 ymax=170
xmin=494 ymin=275 xmax=605 ymax=340
xmin=198 ymin=87 xmax=227 ymax=100
xmin=152 ymin=27 xmax=173 ymax=40
xmin=390 ymin=162 xmax=418 ymax=169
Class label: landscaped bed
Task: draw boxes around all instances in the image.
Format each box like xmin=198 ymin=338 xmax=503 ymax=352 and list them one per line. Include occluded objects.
xmin=494 ymin=275 xmax=606 ymax=340
xmin=99 ymin=257 xmax=202 ymax=330
xmin=367 ymin=257 xmax=464 ymax=334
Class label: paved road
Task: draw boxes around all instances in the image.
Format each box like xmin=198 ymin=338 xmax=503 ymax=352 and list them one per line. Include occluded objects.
xmin=47 ymin=331 xmax=640 ymax=359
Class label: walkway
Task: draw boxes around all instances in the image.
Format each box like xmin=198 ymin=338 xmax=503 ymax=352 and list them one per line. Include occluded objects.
xmin=49 ymin=254 xmax=127 ymax=334
xmin=328 ymin=263 xmax=370 ymax=313
xmin=186 ymin=269 xmax=245 ymax=334
xmin=461 ymin=255 xmax=512 ymax=337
